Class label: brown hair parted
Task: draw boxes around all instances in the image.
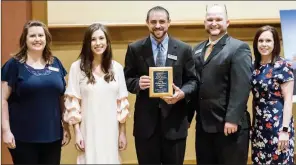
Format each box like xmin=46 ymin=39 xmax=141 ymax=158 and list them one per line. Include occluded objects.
xmin=79 ymin=23 xmax=114 ymax=84
xmin=146 ymin=6 xmax=170 ymax=22
xmin=253 ymin=25 xmax=281 ymax=69
xmin=14 ymin=20 xmax=53 ymax=64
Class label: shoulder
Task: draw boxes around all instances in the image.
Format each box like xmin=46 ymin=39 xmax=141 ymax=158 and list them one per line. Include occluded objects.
xmin=193 ymin=40 xmax=206 ymax=50
xmin=274 ymin=57 xmax=293 ymax=69
xmin=228 ymin=37 xmax=249 ymax=49
xmin=2 ymin=57 xmax=20 ymax=70
xmin=128 ymin=37 xmax=147 ymax=48
xmin=170 ymin=37 xmax=191 ymax=49
xmin=52 ymin=56 xmax=64 ymax=66
xmin=69 ymin=59 xmax=81 ymax=71
xmin=4 ymin=57 xmax=19 ymax=66
xmin=112 ymin=60 xmax=124 ymax=71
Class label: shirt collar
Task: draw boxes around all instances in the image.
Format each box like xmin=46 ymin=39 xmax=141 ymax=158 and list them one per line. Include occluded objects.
xmin=150 ymin=33 xmax=169 ymax=50
xmin=206 ymin=32 xmax=227 ymax=46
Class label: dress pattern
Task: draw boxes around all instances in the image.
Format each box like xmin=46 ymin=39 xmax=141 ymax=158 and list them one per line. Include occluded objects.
xmin=251 ymin=59 xmax=295 ymax=164
xmin=63 ymin=60 xmax=129 ymax=164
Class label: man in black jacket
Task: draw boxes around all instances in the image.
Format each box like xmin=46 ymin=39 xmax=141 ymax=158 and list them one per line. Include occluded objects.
xmin=188 ymin=4 xmax=253 ymax=164
xmin=124 ymin=6 xmax=197 ymax=165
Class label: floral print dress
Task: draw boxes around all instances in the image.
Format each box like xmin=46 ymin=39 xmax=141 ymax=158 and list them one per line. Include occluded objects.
xmin=251 ymin=59 xmax=295 ymax=164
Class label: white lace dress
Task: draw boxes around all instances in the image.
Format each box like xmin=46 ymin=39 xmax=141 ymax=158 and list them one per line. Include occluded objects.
xmin=63 ymin=59 xmax=129 ymax=164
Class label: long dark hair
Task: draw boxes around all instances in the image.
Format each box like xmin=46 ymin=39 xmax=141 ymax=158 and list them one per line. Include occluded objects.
xmin=253 ymin=25 xmax=281 ymax=69
xmin=14 ymin=20 xmax=53 ymax=64
xmin=79 ymin=23 xmax=114 ymax=84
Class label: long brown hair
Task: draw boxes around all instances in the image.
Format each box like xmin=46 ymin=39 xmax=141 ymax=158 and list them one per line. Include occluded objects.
xmin=79 ymin=23 xmax=114 ymax=84
xmin=14 ymin=20 xmax=53 ymax=64
xmin=253 ymin=25 xmax=281 ymax=69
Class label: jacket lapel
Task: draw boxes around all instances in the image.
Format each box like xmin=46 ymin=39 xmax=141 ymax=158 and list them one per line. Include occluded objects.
xmin=204 ymin=34 xmax=229 ymax=66
xmin=165 ymin=38 xmax=177 ymax=67
xmin=141 ymin=37 xmax=155 ymax=67
xmin=200 ymin=43 xmax=207 ymax=64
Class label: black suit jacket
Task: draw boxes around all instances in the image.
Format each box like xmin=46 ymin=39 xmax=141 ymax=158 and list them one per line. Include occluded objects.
xmin=188 ymin=34 xmax=253 ymax=133
xmin=124 ymin=36 xmax=197 ymax=140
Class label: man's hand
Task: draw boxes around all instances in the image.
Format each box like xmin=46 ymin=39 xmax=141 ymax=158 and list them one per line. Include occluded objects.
xmin=224 ymin=122 xmax=238 ymax=136
xmin=139 ymin=75 xmax=150 ymax=90
xmin=161 ymin=84 xmax=185 ymax=104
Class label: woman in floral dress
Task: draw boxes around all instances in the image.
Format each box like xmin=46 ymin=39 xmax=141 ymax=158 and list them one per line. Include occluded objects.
xmin=251 ymin=25 xmax=295 ymax=164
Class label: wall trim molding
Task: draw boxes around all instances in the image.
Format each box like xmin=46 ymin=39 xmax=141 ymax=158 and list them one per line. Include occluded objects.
xmin=49 ymin=18 xmax=281 ymax=45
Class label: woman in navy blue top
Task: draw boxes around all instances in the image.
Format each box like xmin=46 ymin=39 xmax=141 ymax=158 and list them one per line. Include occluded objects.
xmin=1 ymin=20 xmax=70 ymax=164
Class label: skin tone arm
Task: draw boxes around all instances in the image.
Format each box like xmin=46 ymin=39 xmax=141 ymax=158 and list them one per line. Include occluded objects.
xmin=278 ymin=80 xmax=294 ymax=150
xmin=281 ymin=80 xmax=294 ymax=128
xmin=1 ymin=81 xmax=16 ymax=149
xmin=74 ymin=123 xmax=85 ymax=151
xmin=119 ymin=122 xmax=127 ymax=151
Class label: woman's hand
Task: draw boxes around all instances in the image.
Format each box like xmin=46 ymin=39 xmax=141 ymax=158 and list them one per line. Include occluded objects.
xmin=75 ymin=129 xmax=85 ymax=152
xmin=62 ymin=124 xmax=71 ymax=147
xmin=118 ymin=132 xmax=127 ymax=151
xmin=3 ymin=130 xmax=16 ymax=149
xmin=278 ymin=131 xmax=289 ymax=150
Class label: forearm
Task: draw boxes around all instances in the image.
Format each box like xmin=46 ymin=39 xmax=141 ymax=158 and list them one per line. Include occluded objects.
xmin=282 ymin=99 xmax=293 ymax=127
xmin=280 ymin=79 xmax=294 ymax=129
xmin=74 ymin=123 xmax=80 ymax=134
xmin=119 ymin=122 xmax=126 ymax=134
xmin=2 ymin=100 xmax=11 ymax=132
xmin=60 ymin=95 xmax=67 ymax=126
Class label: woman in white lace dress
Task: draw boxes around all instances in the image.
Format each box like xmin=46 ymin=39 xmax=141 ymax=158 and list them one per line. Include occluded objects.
xmin=63 ymin=23 xmax=129 ymax=164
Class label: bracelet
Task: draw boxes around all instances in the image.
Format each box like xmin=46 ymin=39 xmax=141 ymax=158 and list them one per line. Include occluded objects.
xmin=283 ymin=127 xmax=289 ymax=132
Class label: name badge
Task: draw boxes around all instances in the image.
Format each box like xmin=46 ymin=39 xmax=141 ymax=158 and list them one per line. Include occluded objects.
xmin=194 ymin=49 xmax=202 ymax=54
xmin=168 ymin=54 xmax=177 ymax=61
xmin=48 ymin=66 xmax=59 ymax=72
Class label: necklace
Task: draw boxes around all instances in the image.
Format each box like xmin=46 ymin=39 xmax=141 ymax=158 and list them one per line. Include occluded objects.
xmin=260 ymin=60 xmax=271 ymax=65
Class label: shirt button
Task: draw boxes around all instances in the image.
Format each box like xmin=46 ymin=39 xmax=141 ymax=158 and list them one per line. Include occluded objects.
xmin=200 ymin=97 xmax=203 ymax=100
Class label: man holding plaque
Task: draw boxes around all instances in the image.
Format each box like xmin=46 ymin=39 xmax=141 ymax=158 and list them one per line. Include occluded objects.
xmin=124 ymin=6 xmax=197 ymax=165
xmin=187 ymin=4 xmax=253 ymax=165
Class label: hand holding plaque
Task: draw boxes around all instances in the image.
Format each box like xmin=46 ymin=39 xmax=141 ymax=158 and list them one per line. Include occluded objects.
xmin=161 ymin=84 xmax=185 ymax=104
xmin=149 ymin=67 xmax=173 ymax=97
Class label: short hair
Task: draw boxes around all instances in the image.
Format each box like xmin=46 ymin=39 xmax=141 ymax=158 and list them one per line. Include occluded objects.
xmin=146 ymin=6 xmax=170 ymax=22
xmin=206 ymin=4 xmax=228 ymax=19
xmin=253 ymin=25 xmax=281 ymax=69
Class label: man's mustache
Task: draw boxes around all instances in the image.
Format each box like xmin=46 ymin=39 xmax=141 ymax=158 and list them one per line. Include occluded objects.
xmin=153 ymin=28 xmax=164 ymax=31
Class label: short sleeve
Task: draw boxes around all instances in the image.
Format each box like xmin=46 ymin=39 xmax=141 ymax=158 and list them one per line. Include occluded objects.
xmin=1 ymin=58 xmax=18 ymax=91
xmin=277 ymin=60 xmax=294 ymax=84
xmin=64 ymin=61 xmax=81 ymax=99
xmin=54 ymin=56 xmax=67 ymax=77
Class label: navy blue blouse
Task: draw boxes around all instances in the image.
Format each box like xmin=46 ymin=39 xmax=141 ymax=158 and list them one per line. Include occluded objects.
xmin=1 ymin=57 xmax=67 ymax=143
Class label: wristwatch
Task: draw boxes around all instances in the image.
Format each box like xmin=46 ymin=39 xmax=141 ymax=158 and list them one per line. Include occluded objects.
xmin=283 ymin=127 xmax=289 ymax=132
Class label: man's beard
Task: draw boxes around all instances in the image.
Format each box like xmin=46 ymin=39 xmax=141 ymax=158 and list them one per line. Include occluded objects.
xmin=151 ymin=29 xmax=167 ymax=40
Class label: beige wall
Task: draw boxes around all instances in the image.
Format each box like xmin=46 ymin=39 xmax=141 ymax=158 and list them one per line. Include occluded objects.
xmin=47 ymin=1 xmax=296 ymax=25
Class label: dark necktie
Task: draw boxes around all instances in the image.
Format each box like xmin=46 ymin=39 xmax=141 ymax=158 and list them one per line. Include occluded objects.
xmin=155 ymin=43 xmax=165 ymax=67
